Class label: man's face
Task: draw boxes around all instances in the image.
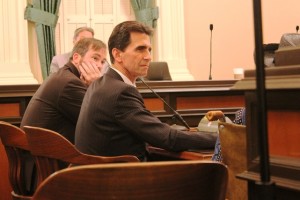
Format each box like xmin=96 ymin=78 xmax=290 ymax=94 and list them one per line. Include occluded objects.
xmin=117 ymin=32 xmax=152 ymax=81
xmin=73 ymin=30 xmax=93 ymax=45
xmin=74 ymin=47 xmax=107 ymax=71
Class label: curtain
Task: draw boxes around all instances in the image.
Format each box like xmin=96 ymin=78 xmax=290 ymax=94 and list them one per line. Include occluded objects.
xmin=130 ymin=0 xmax=159 ymax=28
xmin=24 ymin=0 xmax=61 ymax=79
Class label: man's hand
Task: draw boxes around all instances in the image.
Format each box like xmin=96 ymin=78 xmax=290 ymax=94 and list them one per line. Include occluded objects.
xmin=78 ymin=61 xmax=101 ymax=86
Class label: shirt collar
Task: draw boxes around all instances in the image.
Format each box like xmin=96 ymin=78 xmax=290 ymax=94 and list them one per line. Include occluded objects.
xmin=110 ymin=67 xmax=136 ymax=87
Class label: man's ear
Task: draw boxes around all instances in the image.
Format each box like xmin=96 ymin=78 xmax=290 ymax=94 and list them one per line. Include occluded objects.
xmin=112 ymin=48 xmax=122 ymax=63
xmin=72 ymin=53 xmax=81 ymax=65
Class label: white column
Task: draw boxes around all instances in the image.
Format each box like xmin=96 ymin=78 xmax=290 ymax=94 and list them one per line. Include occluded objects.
xmin=0 ymin=0 xmax=37 ymax=85
xmin=155 ymin=0 xmax=194 ymax=80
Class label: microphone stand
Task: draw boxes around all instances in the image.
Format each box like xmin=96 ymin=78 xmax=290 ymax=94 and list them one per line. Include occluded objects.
xmin=138 ymin=78 xmax=190 ymax=130
xmin=209 ymin=24 xmax=213 ymax=80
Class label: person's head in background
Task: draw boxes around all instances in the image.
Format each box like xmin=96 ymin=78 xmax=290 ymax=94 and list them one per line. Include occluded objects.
xmin=71 ymin=38 xmax=107 ymax=85
xmin=108 ymin=21 xmax=153 ymax=83
xmin=73 ymin=27 xmax=95 ymax=45
xmin=73 ymin=26 xmax=110 ymax=74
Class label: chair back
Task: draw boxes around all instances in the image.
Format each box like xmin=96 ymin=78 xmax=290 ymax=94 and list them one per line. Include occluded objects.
xmin=23 ymin=126 xmax=139 ymax=186
xmin=144 ymin=61 xmax=172 ymax=81
xmin=0 ymin=121 xmax=34 ymax=200
xmin=218 ymin=121 xmax=247 ymax=200
xmin=32 ymin=160 xmax=228 ymax=200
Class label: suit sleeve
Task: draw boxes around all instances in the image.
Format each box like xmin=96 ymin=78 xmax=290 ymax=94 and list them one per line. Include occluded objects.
xmin=114 ymin=86 xmax=217 ymax=151
xmin=57 ymin=79 xmax=87 ymax=124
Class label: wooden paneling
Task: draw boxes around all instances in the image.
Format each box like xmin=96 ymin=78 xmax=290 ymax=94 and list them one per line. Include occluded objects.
xmin=138 ymin=80 xmax=244 ymax=127
xmin=234 ymin=66 xmax=300 ymax=199
xmin=143 ymin=98 xmax=165 ymax=112
xmin=0 ymin=103 xmax=20 ymax=117
xmin=0 ymin=84 xmax=39 ymax=125
xmin=176 ymin=95 xmax=244 ymax=109
xmin=0 ymin=81 xmax=243 ymax=125
xmin=268 ymin=111 xmax=300 ymax=158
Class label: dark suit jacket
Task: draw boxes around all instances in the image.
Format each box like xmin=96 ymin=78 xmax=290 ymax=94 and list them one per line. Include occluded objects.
xmin=21 ymin=62 xmax=87 ymax=143
xmin=75 ymin=68 xmax=217 ymax=160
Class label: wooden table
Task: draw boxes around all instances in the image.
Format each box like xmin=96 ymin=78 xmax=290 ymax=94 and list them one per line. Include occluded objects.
xmin=147 ymin=146 xmax=214 ymax=161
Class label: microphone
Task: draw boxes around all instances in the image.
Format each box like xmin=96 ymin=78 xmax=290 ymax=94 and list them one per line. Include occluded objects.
xmin=209 ymin=24 xmax=213 ymax=80
xmin=138 ymin=78 xmax=190 ymax=130
xmin=296 ymin=25 xmax=299 ymax=33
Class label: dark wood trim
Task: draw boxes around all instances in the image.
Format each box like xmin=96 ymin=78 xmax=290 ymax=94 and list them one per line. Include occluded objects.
xmin=0 ymin=84 xmax=40 ymax=125
xmin=237 ymin=171 xmax=300 ymax=193
xmin=0 ymin=84 xmax=40 ymax=97
xmin=232 ymin=67 xmax=300 ymax=199
xmin=0 ymin=82 xmax=244 ymax=127
xmin=137 ymin=80 xmax=244 ymax=127
xmin=137 ymin=80 xmax=238 ymax=89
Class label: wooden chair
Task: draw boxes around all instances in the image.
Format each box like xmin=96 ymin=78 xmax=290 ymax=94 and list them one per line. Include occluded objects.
xmin=0 ymin=121 xmax=34 ymax=200
xmin=23 ymin=126 xmax=139 ymax=187
xmin=31 ymin=160 xmax=228 ymax=200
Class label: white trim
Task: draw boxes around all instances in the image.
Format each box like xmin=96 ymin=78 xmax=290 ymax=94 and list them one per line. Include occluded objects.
xmin=0 ymin=0 xmax=37 ymax=85
xmin=155 ymin=0 xmax=194 ymax=80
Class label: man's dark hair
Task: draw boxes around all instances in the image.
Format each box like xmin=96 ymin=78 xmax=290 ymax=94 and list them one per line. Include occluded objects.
xmin=108 ymin=21 xmax=153 ymax=64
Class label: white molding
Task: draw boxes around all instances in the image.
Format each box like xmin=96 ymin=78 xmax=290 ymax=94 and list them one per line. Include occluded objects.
xmin=0 ymin=0 xmax=37 ymax=85
xmin=155 ymin=0 xmax=194 ymax=80
xmin=0 ymin=71 xmax=38 ymax=85
xmin=60 ymin=0 xmax=134 ymax=64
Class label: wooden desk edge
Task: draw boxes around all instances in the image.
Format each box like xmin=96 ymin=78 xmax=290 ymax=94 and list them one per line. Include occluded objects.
xmin=147 ymin=146 xmax=213 ymax=160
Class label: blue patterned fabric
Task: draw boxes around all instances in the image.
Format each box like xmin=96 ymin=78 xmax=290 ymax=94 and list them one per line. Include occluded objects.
xmin=233 ymin=108 xmax=246 ymax=125
xmin=211 ymin=136 xmax=222 ymax=161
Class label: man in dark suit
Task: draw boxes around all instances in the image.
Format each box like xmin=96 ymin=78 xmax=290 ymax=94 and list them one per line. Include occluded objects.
xmin=21 ymin=38 xmax=108 ymax=143
xmin=75 ymin=21 xmax=217 ymax=161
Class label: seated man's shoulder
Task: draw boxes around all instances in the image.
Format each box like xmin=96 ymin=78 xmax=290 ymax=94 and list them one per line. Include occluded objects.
xmin=52 ymin=52 xmax=71 ymax=61
xmin=50 ymin=52 xmax=72 ymax=73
